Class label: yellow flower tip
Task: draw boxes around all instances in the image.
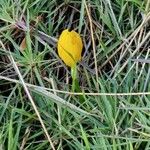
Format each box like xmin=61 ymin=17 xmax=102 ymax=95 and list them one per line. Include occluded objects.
xmin=57 ymin=29 xmax=83 ymax=68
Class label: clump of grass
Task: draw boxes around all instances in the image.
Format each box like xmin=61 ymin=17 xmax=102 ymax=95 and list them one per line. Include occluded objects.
xmin=0 ymin=0 xmax=150 ymax=149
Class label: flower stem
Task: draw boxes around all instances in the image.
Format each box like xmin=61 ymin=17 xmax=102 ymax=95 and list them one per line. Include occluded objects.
xmin=71 ymin=64 xmax=77 ymax=92
xmin=71 ymin=64 xmax=85 ymax=103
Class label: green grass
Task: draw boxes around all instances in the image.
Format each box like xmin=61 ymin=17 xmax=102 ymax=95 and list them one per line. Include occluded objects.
xmin=0 ymin=0 xmax=150 ymax=149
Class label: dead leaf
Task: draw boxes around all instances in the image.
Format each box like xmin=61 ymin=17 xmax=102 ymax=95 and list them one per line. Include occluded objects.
xmin=20 ymin=38 xmax=26 ymax=51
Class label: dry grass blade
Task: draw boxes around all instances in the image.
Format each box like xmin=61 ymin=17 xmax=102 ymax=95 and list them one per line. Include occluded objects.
xmin=131 ymin=59 xmax=150 ymax=63
xmin=84 ymin=0 xmax=99 ymax=91
xmin=100 ymin=12 xmax=150 ymax=71
xmin=0 ymin=75 xmax=90 ymax=114
xmin=114 ymin=31 xmax=150 ymax=78
xmin=8 ymin=53 xmax=56 ymax=150
xmin=33 ymin=87 xmax=90 ymax=115
xmin=0 ymin=75 xmax=150 ymax=96
xmin=132 ymin=48 xmax=150 ymax=89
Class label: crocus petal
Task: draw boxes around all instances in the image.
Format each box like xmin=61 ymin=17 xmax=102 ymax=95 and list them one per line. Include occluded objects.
xmin=57 ymin=29 xmax=83 ymax=67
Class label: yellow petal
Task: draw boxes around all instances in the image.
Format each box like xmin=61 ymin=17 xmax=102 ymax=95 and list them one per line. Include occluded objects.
xmin=57 ymin=29 xmax=83 ymax=67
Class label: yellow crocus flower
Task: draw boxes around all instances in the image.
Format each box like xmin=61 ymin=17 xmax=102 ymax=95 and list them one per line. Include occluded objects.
xmin=57 ymin=29 xmax=83 ymax=67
